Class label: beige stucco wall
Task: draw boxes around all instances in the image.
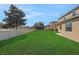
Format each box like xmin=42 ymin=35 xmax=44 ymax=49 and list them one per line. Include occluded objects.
xmin=50 ymin=24 xmax=54 ymax=29
xmin=58 ymin=17 xmax=79 ymax=42
xmin=75 ymin=8 xmax=79 ymax=15
xmin=65 ymin=12 xmax=73 ymax=20
xmin=59 ymin=17 xmax=65 ymax=23
xmin=60 ymin=17 xmax=64 ymax=21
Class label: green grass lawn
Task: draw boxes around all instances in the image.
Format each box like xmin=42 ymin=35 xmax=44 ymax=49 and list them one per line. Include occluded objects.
xmin=0 ymin=30 xmax=79 ymax=55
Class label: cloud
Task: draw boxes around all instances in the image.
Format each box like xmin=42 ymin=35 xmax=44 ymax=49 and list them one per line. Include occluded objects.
xmin=26 ymin=11 xmax=61 ymax=19
xmin=21 ymin=8 xmax=32 ymax=12
xmin=45 ymin=12 xmax=65 ymax=18
xmin=27 ymin=12 xmax=45 ymax=19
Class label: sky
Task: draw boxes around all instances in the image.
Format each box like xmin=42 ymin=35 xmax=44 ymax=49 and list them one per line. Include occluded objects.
xmin=0 ymin=4 xmax=79 ymax=26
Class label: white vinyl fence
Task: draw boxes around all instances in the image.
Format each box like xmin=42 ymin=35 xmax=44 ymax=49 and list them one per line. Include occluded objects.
xmin=0 ymin=29 xmax=34 ymax=41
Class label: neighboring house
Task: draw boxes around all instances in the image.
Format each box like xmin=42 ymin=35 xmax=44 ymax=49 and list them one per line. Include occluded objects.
xmin=49 ymin=21 xmax=58 ymax=31
xmin=56 ymin=6 xmax=79 ymax=42
xmin=45 ymin=25 xmax=50 ymax=30
xmin=45 ymin=21 xmax=58 ymax=31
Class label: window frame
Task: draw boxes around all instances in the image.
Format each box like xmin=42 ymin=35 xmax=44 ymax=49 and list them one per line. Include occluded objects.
xmin=59 ymin=24 xmax=62 ymax=30
xmin=65 ymin=21 xmax=72 ymax=32
xmin=72 ymin=10 xmax=76 ymax=16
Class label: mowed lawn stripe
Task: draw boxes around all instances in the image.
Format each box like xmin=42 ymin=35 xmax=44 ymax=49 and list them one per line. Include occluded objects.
xmin=0 ymin=30 xmax=79 ymax=54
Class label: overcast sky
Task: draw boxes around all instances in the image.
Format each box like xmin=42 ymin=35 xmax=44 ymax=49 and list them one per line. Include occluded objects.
xmin=0 ymin=4 xmax=79 ymax=26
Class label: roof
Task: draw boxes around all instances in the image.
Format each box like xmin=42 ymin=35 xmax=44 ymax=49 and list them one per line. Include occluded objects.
xmin=58 ymin=6 xmax=79 ymax=20
xmin=56 ymin=14 xmax=79 ymax=25
xmin=49 ymin=21 xmax=58 ymax=24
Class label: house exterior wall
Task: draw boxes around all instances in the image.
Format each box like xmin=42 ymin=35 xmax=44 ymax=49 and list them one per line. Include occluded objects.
xmin=57 ymin=7 xmax=79 ymax=42
xmin=58 ymin=17 xmax=79 ymax=42
xmin=59 ymin=17 xmax=64 ymax=22
xmin=65 ymin=12 xmax=73 ymax=20
xmin=75 ymin=8 xmax=79 ymax=15
xmin=49 ymin=24 xmax=54 ymax=29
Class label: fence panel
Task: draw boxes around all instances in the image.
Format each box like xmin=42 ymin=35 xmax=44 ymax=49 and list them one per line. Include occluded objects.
xmin=0 ymin=29 xmax=34 ymax=41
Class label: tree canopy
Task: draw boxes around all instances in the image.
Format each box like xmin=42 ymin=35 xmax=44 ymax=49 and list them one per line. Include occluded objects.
xmin=3 ymin=4 xmax=27 ymax=28
xmin=33 ymin=22 xmax=44 ymax=30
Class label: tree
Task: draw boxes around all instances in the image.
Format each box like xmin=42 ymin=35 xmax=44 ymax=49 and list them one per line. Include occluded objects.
xmin=3 ymin=4 xmax=27 ymax=28
xmin=33 ymin=22 xmax=44 ymax=30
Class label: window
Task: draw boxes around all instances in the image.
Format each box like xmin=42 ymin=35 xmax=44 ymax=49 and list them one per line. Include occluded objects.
xmin=64 ymin=17 xmax=66 ymax=20
xmin=72 ymin=10 xmax=76 ymax=16
xmin=60 ymin=24 xmax=62 ymax=30
xmin=65 ymin=21 xmax=72 ymax=32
